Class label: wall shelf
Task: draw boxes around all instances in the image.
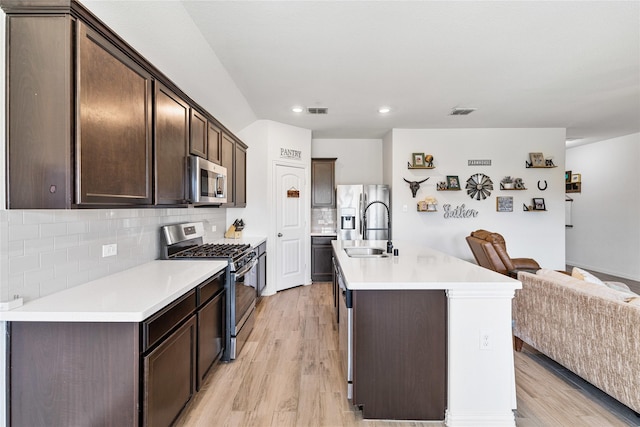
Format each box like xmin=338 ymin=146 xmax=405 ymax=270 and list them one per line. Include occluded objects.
xmin=408 ymin=166 xmax=435 ymax=170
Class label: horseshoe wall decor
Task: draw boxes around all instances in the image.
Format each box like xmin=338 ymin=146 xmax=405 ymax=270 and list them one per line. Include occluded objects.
xmin=537 ymin=180 xmax=548 ymax=191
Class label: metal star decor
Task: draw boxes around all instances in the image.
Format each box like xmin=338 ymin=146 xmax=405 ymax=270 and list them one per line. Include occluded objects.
xmin=465 ymin=173 xmax=493 ymax=200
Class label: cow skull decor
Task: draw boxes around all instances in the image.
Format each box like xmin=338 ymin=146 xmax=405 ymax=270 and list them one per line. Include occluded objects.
xmin=403 ymin=177 xmax=429 ymax=198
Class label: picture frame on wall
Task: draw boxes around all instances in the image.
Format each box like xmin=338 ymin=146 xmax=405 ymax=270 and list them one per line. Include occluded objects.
xmin=496 ymin=196 xmax=513 ymax=212
xmin=446 ymin=175 xmax=460 ymax=189
xmin=412 ymin=153 xmax=425 ymax=167
xmin=533 ymin=198 xmax=546 ymax=211
xmin=565 ymin=170 xmax=572 ymax=182
xmin=571 ymin=173 xmax=581 ymax=183
xmin=529 ymin=152 xmax=545 ymax=167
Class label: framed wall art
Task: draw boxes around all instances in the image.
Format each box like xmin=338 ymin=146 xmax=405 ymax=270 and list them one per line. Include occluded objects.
xmin=412 ymin=153 xmax=425 ymax=167
xmin=496 ymin=196 xmax=513 ymax=212
xmin=446 ymin=176 xmax=460 ymax=189
xmin=533 ymin=198 xmax=546 ymax=211
xmin=529 ymin=152 xmax=545 ymax=167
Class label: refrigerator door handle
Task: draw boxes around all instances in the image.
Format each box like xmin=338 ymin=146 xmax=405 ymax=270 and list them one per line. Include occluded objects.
xmin=359 ymin=193 xmax=363 ymax=236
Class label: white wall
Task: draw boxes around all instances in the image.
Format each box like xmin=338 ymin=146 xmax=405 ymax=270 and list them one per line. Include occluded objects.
xmin=566 ymin=133 xmax=640 ymax=281
xmin=311 ymin=139 xmax=383 ymax=184
xmin=389 ymin=129 xmax=566 ymax=270
xmin=229 ymin=120 xmax=313 ymax=294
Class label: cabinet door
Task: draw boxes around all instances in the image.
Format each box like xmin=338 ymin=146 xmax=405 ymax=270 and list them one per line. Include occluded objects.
xmin=221 ymin=134 xmax=235 ymax=206
xmin=235 ymin=143 xmax=247 ymax=207
xmin=77 ymin=22 xmax=152 ymax=206
xmin=311 ymin=159 xmax=336 ymax=208
xmin=197 ymin=291 xmax=225 ymax=389
xmin=6 ymin=15 xmax=73 ymax=209
xmin=208 ymin=122 xmax=222 ymax=164
xmin=311 ymin=243 xmax=334 ymax=282
xmin=155 ymin=83 xmax=189 ymax=205
xmin=143 ymin=315 xmax=197 ymax=427
xmin=190 ymin=109 xmax=207 ymax=158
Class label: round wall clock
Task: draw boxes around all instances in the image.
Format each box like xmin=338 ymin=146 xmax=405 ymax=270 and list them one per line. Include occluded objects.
xmin=466 ymin=173 xmax=493 ymax=200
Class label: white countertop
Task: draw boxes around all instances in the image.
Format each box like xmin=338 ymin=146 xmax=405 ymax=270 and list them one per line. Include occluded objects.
xmin=0 ymin=260 xmax=228 ymax=323
xmin=332 ymin=240 xmax=521 ymax=291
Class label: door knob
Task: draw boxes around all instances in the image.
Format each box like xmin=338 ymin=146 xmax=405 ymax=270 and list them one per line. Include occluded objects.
xmin=277 ymin=233 xmax=283 ymax=237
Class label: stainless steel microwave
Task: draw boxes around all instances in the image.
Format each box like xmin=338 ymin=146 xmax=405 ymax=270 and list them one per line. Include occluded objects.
xmin=189 ymin=156 xmax=227 ymax=205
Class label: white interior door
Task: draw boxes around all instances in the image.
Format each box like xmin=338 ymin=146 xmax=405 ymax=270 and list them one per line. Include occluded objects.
xmin=275 ymin=164 xmax=306 ymax=291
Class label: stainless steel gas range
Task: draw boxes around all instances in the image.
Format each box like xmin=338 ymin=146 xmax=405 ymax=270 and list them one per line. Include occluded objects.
xmin=161 ymin=222 xmax=258 ymax=360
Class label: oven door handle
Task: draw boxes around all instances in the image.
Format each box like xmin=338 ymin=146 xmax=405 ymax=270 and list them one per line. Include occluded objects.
xmin=234 ymin=258 xmax=258 ymax=277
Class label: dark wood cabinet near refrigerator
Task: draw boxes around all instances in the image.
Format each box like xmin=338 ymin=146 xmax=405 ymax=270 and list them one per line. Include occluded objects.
xmin=311 ymin=235 xmax=336 ymax=282
xmin=311 ymin=158 xmax=337 ymax=208
xmin=8 ymin=270 xmax=226 ymax=427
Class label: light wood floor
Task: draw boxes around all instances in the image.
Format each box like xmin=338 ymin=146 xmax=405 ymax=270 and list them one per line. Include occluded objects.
xmin=175 ymin=282 xmax=636 ymax=427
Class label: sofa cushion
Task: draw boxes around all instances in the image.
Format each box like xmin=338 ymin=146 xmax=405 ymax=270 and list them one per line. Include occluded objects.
xmin=571 ymin=267 xmax=636 ymax=295
xmin=571 ymin=267 xmax=605 ymax=285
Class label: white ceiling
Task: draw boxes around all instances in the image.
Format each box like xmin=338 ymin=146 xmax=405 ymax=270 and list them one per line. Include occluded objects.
xmin=179 ymin=1 xmax=640 ymax=145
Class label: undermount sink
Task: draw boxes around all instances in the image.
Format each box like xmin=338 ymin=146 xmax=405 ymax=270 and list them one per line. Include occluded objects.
xmin=344 ymin=247 xmax=390 ymax=258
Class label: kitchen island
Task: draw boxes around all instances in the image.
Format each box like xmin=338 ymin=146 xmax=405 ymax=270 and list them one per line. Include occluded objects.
xmin=332 ymin=240 xmax=521 ymax=427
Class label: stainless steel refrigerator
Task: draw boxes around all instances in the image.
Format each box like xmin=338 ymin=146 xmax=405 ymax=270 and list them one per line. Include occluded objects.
xmin=336 ymin=185 xmax=390 ymax=240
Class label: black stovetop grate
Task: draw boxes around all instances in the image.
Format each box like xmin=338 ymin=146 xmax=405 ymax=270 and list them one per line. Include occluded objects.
xmin=171 ymin=243 xmax=251 ymax=259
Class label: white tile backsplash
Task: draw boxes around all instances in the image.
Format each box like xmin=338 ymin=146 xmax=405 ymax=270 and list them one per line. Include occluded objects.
xmin=0 ymin=207 xmax=227 ymax=302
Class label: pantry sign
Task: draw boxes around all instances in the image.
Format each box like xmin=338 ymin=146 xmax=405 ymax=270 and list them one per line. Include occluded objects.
xmin=280 ymin=148 xmax=302 ymax=160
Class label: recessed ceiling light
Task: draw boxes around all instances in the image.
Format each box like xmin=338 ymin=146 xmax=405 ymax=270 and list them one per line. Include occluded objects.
xmin=292 ymin=106 xmax=304 ymax=113
xmin=378 ymin=107 xmax=391 ymax=114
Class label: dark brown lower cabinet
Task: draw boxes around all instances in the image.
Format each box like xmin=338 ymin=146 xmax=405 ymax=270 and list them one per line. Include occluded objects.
xmin=143 ymin=316 xmax=197 ymax=427
xmin=352 ymin=290 xmax=447 ymax=420
xmin=8 ymin=273 xmax=226 ymax=426
xmin=197 ymin=291 xmax=225 ymax=389
xmin=311 ymin=236 xmax=336 ymax=282
xmin=9 ymin=322 xmax=139 ymax=426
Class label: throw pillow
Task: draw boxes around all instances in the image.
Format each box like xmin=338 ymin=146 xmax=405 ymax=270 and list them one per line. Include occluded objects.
xmin=571 ymin=267 xmax=606 ymax=286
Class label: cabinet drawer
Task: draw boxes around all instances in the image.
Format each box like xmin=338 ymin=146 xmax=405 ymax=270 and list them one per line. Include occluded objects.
xmin=197 ymin=271 xmax=225 ymax=306
xmin=143 ymin=290 xmax=196 ymax=351
xmin=311 ymin=236 xmax=336 ymax=246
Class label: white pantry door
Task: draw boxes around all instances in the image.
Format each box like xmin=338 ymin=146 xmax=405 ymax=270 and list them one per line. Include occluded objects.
xmin=275 ymin=164 xmax=306 ymax=291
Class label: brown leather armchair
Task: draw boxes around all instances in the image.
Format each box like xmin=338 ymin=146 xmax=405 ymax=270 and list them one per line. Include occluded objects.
xmin=466 ymin=229 xmax=540 ymax=277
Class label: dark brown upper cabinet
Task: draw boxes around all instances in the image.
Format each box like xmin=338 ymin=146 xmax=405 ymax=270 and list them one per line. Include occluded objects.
xmin=234 ymin=143 xmax=247 ymax=208
xmin=77 ymin=22 xmax=153 ymax=206
xmin=2 ymin=1 xmax=247 ymax=209
xmin=155 ymin=83 xmax=190 ymax=205
xmin=6 ymin=14 xmax=74 ymax=209
xmin=189 ymin=109 xmax=208 ymax=159
xmin=207 ymin=122 xmax=222 ymax=165
xmin=221 ymin=134 xmax=235 ymax=206
xmin=220 ymin=133 xmax=247 ymax=208
xmin=311 ymin=158 xmax=337 ymax=208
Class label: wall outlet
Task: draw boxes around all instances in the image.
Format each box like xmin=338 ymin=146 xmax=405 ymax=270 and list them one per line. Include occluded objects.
xmin=479 ymin=329 xmax=492 ymax=350
xmin=211 ymin=225 xmax=217 ymax=232
xmin=102 ymin=243 xmax=117 ymax=258
xmin=402 ymin=204 xmax=408 ymax=212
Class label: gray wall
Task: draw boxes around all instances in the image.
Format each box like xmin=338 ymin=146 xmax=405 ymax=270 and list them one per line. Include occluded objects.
xmin=566 ymin=132 xmax=640 ymax=281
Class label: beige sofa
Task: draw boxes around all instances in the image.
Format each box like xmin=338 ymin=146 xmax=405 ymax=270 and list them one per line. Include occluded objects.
xmin=513 ymin=269 xmax=640 ymax=413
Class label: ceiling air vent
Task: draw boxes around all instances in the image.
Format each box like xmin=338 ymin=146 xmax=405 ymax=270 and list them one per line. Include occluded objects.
xmin=450 ymin=107 xmax=476 ymax=116
xmin=307 ymin=107 xmax=328 ymax=115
